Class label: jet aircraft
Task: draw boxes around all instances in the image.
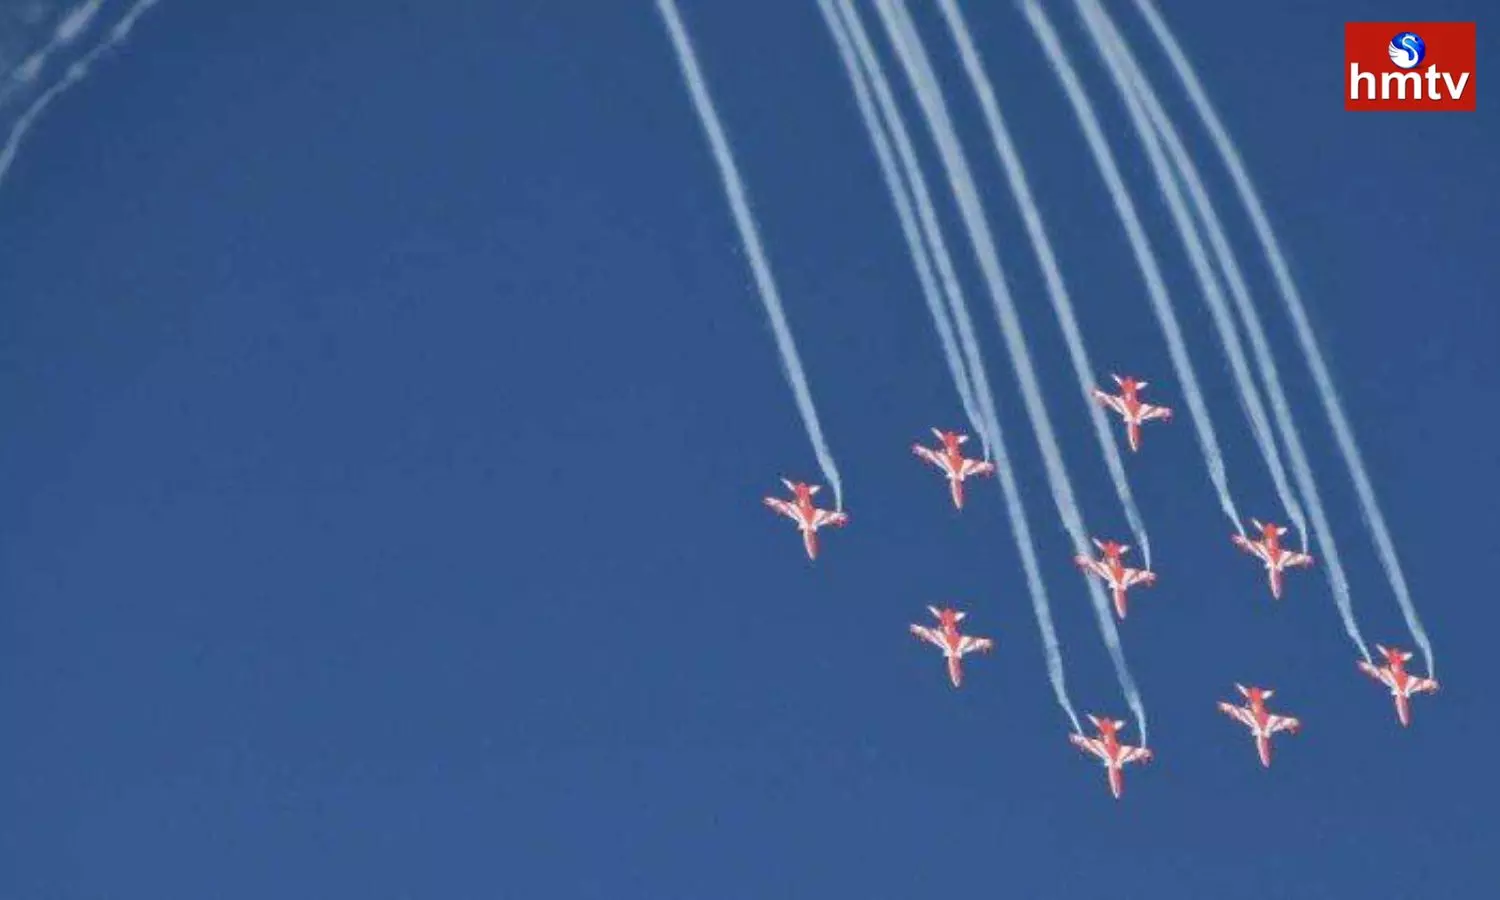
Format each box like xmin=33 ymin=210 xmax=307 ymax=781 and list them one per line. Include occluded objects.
xmin=763 ymin=479 xmax=848 ymax=560
xmin=912 ymin=428 xmax=996 ymax=510
xmin=1070 ymin=715 xmax=1152 ymax=799
xmin=1231 ymin=519 xmax=1314 ymax=599
xmin=1218 ymin=684 xmax=1301 ymax=768
xmin=1074 ymin=538 xmax=1158 ymax=620
xmin=909 ymin=606 xmax=994 ymax=688
xmin=1358 ymin=645 xmax=1439 ymax=727
xmin=1092 ymin=374 xmax=1173 ymax=452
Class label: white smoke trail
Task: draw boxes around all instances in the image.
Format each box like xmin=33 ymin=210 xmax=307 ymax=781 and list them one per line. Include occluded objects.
xmin=933 ymin=0 xmax=1154 ymax=570
xmin=1078 ymin=0 xmax=1369 ymax=661
xmin=812 ymin=0 xmax=987 ymax=458
xmin=831 ymin=0 xmax=999 ymax=506
xmin=0 ymin=0 xmax=161 ymax=191
xmin=655 ymin=0 xmax=846 ymax=509
xmin=1073 ymin=0 xmax=1302 ymax=552
xmin=829 ymin=0 xmax=998 ymax=473
xmin=1130 ymin=0 xmax=1432 ymax=676
xmin=877 ymin=0 xmax=1147 ymax=742
xmin=1022 ymin=0 xmax=1243 ymax=542
xmin=2 ymin=0 xmax=106 ymax=105
xmin=823 ymin=0 xmax=1078 ymax=732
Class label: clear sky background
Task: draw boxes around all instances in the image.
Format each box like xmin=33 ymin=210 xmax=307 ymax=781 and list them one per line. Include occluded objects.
xmin=1 ymin=1 xmax=1495 ymax=896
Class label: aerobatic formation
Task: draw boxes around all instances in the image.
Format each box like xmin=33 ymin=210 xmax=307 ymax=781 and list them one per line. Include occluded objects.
xmin=658 ymin=0 xmax=1441 ymax=801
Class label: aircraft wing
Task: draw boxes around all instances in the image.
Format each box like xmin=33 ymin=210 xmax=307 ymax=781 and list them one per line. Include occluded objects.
xmin=959 ymin=457 xmax=996 ymax=478
xmin=1137 ymin=402 xmax=1172 ymax=423
xmin=957 ymin=635 xmax=993 ymax=657
xmin=1280 ymin=549 xmax=1315 ymax=569
xmin=1266 ymin=714 xmax=1301 ymax=735
xmin=1069 ymin=733 xmax=1110 ymax=763
xmin=1092 ymin=388 xmax=1128 ymax=418
xmin=1218 ymin=701 xmax=1255 ymax=730
xmin=1118 ymin=745 xmax=1153 ymax=766
xmin=1123 ymin=568 xmax=1156 ymax=589
xmin=1232 ymin=534 xmax=1271 ymax=564
xmin=763 ymin=497 xmax=799 ymax=521
xmin=1404 ymin=675 xmax=1439 ymax=696
xmin=812 ymin=508 xmax=849 ymax=529
xmin=910 ymin=624 xmax=945 ymax=649
xmin=1074 ymin=555 xmax=1110 ymax=581
xmin=912 ymin=444 xmax=952 ymax=476
xmin=1358 ymin=661 xmax=1396 ymax=690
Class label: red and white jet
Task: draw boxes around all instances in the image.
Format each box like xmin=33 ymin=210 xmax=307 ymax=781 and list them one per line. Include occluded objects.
xmin=1231 ymin=519 xmax=1314 ymax=600
xmin=1218 ymin=684 xmax=1301 ymax=768
xmin=912 ymin=428 xmax=996 ymax=510
xmin=1357 ymin=645 xmax=1439 ymax=727
xmin=1074 ymin=538 xmax=1158 ymax=620
xmin=1069 ymin=714 xmax=1153 ymax=800
xmin=763 ymin=478 xmax=849 ymax=560
xmin=1092 ymin=374 xmax=1173 ymax=452
xmin=909 ymin=606 xmax=994 ymax=688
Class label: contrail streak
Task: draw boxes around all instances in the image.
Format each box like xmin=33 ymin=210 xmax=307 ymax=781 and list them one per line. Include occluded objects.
xmin=812 ymin=0 xmax=986 ymax=457
xmin=1068 ymin=1 xmax=1302 ymax=549
xmin=934 ymin=0 xmax=1154 ymax=570
xmin=878 ymin=0 xmax=1147 ymax=742
xmin=0 ymin=0 xmax=162 ymax=191
xmin=828 ymin=0 xmax=997 ymax=474
xmin=1 ymin=0 xmax=107 ymax=108
xmin=655 ymin=0 xmax=845 ymax=509
xmin=822 ymin=0 xmax=1078 ymax=732
xmin=1075 ymin=0 xmax=1301 ymax=552
xmin=1078 ymin=0 xmax=1369 ymax=661
xmin=1022 ymin=0 xmax=1243 ymax=542
xmin=1130 ymin=0 xmax=1433 ymax=675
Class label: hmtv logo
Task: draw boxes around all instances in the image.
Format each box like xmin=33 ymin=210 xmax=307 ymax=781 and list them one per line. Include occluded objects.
xmin=1345 ymin=22 xmax=1476 ymax=110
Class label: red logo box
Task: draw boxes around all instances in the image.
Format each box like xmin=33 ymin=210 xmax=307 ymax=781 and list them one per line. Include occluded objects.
xmin=1345 ymin=22 xmax=1476 ymax=111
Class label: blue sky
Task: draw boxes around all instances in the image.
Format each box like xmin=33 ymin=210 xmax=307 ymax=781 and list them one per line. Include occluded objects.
xmin=0 ymin=0 xmax=1494 ymax=896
